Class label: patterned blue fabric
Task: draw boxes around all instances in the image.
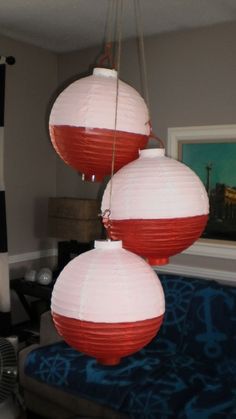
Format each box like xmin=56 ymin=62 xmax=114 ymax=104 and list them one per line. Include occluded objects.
xmin=24 ymin=274 xmax=236 ymax=418
xmin=25 ymin=342 xmax=166 ymax=410
xmin=148 ymin=275 xmax=202 ymax=356
xmin=124 ymin=354 xmax=234 ymax=419
xmin=182 ymin=280 xmax=236 ymax=364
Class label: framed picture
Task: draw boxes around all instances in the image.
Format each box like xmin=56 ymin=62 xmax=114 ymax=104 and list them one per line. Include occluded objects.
xmin=167 ymin=125 xmax=236 ymax=260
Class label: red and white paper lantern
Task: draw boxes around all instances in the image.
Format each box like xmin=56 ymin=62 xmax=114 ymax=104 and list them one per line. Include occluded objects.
xmin=49 ymin=68 xmax=150 ymax=181
xmin=101 ymin=149 xmax=209 ymax=265
xmin=51 ymin=240 xmax=165 ymax=365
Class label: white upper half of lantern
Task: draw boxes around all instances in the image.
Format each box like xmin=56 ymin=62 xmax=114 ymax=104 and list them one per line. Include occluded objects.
xmin=51 ymin=240 xmax=165 ymax=323
xmin=49 ymin=67 xmax=150 ymax=136
xmin=101 ymin=149 xmax=209 ymax=219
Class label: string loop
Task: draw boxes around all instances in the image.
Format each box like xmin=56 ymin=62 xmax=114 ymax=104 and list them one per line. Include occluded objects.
xmin=149 ymin=132 xmax=165 ymax=149
xmin=134 ymin=0 xmax=150 ymax=114
xmin=107 ymin=0 xmax=123 ymax=216
xmin=97 ymin=42 xmax=114 ymax=68
xmin=97 ymin=0 xmax=116 ymax=68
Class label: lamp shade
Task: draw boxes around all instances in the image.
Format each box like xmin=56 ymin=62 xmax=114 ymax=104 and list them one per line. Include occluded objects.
xmin=49 ymin=68 xmax=150 ymax=181
xmin=51 ymin=240 xmax=165 ymax=365
xmin=101 ymin=149 xmax=209 ymax=265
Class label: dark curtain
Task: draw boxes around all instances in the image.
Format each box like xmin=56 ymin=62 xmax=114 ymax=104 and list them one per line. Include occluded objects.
xmin=0 ymin=63 xmax=11 ymax=336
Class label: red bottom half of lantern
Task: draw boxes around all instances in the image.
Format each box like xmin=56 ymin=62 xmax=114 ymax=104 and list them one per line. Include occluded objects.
xmin=104 ymin=214 xmax=208 ymax=265
xmin=49 ymin=125 xmax=148 ymax=181
xmin=52 ymin=313 xmax=164 ymax=366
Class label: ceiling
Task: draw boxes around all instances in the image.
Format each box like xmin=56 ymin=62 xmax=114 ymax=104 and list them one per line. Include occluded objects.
xmin=0 ymin=0 xmax=236 ymax=53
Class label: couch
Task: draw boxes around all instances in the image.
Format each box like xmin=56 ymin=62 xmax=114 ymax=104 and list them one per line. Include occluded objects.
xmin=19 ymin=274 xmax=236 ymax=418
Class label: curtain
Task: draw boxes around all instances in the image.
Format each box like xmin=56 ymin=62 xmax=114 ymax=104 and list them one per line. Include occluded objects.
xmin=0 ymin=61 xmax=11 ymax=336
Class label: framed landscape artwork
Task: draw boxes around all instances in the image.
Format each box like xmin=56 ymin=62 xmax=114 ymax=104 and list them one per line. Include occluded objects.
xmin=167 ymin=125 xmax=236 ymax=260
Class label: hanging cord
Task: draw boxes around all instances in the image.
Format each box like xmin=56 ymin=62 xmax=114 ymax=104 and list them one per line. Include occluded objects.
xmin=113 ymin=0 xmax=121 ymax=71
xmin=108 ymin=0 xmax=123 ymax=215
xmin=134 ymin=0 xmax=150 ymax=114
xmin=134 ymin=0 xmax=164 ymax=148
xmin=102 ymin=0 xmax=124 ymax=231
xmin=149 ymin=133 xmax=165 ymax=149
xmin=97 ymin=0 xmax=116 ymax=68
xmin=110 ymin=0 xmax=123 ymax=181
xmin=106 ymin=0 xmax=115 ymax=44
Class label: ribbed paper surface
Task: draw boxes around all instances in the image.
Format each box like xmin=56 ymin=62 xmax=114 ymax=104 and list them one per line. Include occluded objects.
xmin=102 ymin=149 xmax=209 ymax=219
xmin=49 ymin=68 xmax=150 ymax=135
xmin=105 ymin=216 xmax=208 ymax=263
xmin=52 ymin=313 xmax=164 ymax=365
xmin=51 ymin=243 xmax=165 ymax=322
xmin=49 ymin=126 xmax=148 ymax=180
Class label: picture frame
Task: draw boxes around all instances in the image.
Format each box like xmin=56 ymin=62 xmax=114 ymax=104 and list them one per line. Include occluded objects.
xmin=167 ymin=125 xmax=236 ymax=260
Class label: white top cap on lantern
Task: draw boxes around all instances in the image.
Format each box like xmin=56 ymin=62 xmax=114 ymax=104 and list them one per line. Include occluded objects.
xmin=101 ymin=148 xmax=209 ymax=219
xmin=93 ymin=68 xmax=117 ymax=78
xmin=51 ymin=240 xmax=165 ymax=323
xmin=139 ymin=148 xmax=165 ymax=158
xmin=95 ymin=239 xmax=122 ymax=249
xmin=49 ymin=67 xmax=150 ymax=135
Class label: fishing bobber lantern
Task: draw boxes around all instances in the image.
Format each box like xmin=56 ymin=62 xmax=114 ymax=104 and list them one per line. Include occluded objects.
xmin=51 ymin=240 xmax=165 ymax=366
xmin=49 ymin=68 xmax=150 ymax=182
xmin=101 ymin=148 xmax=209 ymax=265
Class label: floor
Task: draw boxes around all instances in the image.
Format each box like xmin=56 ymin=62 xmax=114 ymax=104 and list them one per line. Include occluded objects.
xmin=18 ymin=410 xmax=47 ymax=419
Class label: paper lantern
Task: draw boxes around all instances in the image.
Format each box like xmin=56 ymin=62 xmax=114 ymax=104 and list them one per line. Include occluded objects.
xmin=51 ymin=240 xmax=165 ymax=365
xmin=49 ymin=68 xmax=150 ymax=181
xmin=101 ymin=149 xmax=209 ymax=265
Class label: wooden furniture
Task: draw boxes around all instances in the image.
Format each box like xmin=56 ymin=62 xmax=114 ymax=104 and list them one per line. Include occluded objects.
xmin=48 ymin=197 xmax=103 ymax=242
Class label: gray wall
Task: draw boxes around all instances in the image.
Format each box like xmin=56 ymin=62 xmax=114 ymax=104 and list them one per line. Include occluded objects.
xmin=0 ymin=35 xmax=58 ymax=257
xmin=0 ymin=36 xmax=58 ymax=322
xmin=57 ymin=22 xmax=236 ymax=277
xmin=58 ymin=21 xmax=236 ymax=143
xmin=1 ymin=22 xmax=235 ymax=323
xmin=1 ymin=22 xmax=236 ymax=277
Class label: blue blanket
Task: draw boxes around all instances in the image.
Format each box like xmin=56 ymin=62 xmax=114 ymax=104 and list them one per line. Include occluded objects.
xmin=24 ymin=274 xmax=236 ymax=418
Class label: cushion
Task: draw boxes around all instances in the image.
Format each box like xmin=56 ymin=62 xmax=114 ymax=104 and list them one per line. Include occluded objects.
xmin=24 ymin=341 xmax=163 ymax=411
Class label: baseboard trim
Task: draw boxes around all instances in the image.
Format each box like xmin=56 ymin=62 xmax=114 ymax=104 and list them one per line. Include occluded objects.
xmin=9 ymin=249 xmax=235 ymax=285
xmin=154 ymin=263 xmax=236 ymax=284
xmin=9 ymin=248 xmax=58 ymax=265
xmin=183 ymin=240 xmax=236 ymax=260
